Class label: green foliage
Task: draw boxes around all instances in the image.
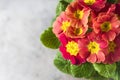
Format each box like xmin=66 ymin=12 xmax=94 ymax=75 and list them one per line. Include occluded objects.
xmin=40 ymin=27 xmax=60 ymax=49
xmin=53 ymin=51 xmax=118 ymax=80
xmin=90 ymin=72 xmax=109 ymax=80
xmin=61 ymin=0 xmax=74 ymax=3
xmin=54 ymin=52 xmax=71 ymax=74
xmin=40 ymin=0 xmax=74 ymax=49
xmin=93 ymin=63 xmax=116 ymax=78
xmin=117 ymin=62 xmax=120 ymax=80
xmin=71 ymin=62 xmax=95 ymax=78
xmin=40 ymin=0 xmax=120 ymax=79
xmin=113 ymin=62 xmax=120 ymax=80
xmin=56 ymin=0 xmax=74 ymax=16
xmin=86 ymin=27 xmax=93 ymax=34
xmin=50 ymin=17 xmax=57 ymax=26
xmin=56 ymin=1 xmax=69 ymax=16
xmin=107 ymin=0 xmax=118 ymax=4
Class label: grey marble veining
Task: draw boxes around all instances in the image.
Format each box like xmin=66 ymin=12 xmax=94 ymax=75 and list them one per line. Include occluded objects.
xmin=0 ymin=0 xmax=85 ymax=80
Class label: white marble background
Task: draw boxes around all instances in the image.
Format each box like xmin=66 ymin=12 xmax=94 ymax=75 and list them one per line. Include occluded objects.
xmin=0 ymin=0 xmax=85 ymax=80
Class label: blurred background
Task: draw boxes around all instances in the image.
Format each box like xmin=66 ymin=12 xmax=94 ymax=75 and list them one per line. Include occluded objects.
xmin=0 ymin=0 xmax=85 ymax=80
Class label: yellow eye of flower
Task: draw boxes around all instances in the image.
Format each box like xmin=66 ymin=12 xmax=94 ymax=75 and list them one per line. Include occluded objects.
xmin=74 ymin=28 xmax=83 ymax=35
xmin=87 ymin=41 xmax=100 ymax=54
xmin=66 ymin=41 xmax=79 ymax=56
xmin=84 ymin=0 xmax=96 ymax=5
xmin=61 ymin=21 xmax=70 ymax=32
xmin=108 ymin=41 xmax=116 ymax=53
xmin=101 ymin=22 xmax=111 ymax=32
xmin=74 ymin=10 xmax=84 ymax=19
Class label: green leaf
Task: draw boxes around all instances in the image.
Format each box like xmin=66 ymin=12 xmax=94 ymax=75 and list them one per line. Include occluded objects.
xmin=86 ymin=27 xmax=93 ymax=34
xmin=93 ymin=63 xmax=116 ymax=78
xmin=50 ymin=17 xmax=57 ymax=26
xmin=60 ymin=0 xmax=74 ymax=3
xmin=71 ymin=62 xmax=95 ymax=78
xmin=117 ymin=62 xmax=120 ymax=80
xmin=90 ymin=72 xmax=109 ymax=80
xmin=40 ymin=27 xmax=60 ymax=49
xmin=56 ymin=1 xmax=69 ymax=16
xmin=113 ymin=62 xmax=120 ymax=80
xmin=54 ymin=52 xmax=71 ymax=74
xmin=51 ymin=0 xmax=74 ymax=27
xmin=107 ymin=0 xmax=118 ymax=4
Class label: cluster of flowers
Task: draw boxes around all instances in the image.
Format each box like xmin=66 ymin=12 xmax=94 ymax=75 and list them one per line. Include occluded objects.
xmin=53 ymin=0 xmax=120 ymax=65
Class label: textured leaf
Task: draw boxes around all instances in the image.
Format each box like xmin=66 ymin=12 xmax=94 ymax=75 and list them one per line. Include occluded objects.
xmin=61 ymin=0 xmax=74 ymax=3
xmin=54 ymin=52 xmax=71 ymax=74
xmin=107 ymin=0 xmax=118 ymax=3
xmin=71 ymin=62 xmax=95 ymax=78
xmin=90 ymin=72 xmax=109 ymax=80
xmin=40 ymin=27 xmax=60 ymax=49
xmin=117 ymin=62 xmax=120 ymax=80
xmin=52 ymin=0 xmax=73 ymax=25
xmin=86 ymin=27 xmax=93 ymax=34
xmin=50 ymin=17 xmax=57 ymax=26
xmin=93 ymin=63 xmax=116 ymax=78
xmin=113 ymin=62 xmax=120 ymax=80
xmin=56 ymin=1 xmax=69 ymax=16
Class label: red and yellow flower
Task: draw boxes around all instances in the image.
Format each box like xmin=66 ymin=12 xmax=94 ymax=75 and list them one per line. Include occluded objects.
xmin=93 ymin=12 xmax=120 ymax=41
xmin=59 ymin=34 xmax=86 ymax=65
xmin=52 ymin=12 xmax=71 ymax=37
xmin=65 ymin=1 xmax=90 ymax=26
xmin=77 ymin=0 xmax=107 ymax=12
xmin=52 ymin=0 xmax=120 ymax=65
xmin=78 ymin=33 xmax=108 ymax=63
xmin=104 ymin=35 xmax=120 ymax=64
xmin=65 ymin=23 xmax=88 ymax=38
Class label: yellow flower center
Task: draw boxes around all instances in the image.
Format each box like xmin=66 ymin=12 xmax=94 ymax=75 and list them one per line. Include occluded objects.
xmin=108 ymin=41 xmax=116 ymax=53
xmin=74 ymin=10 xmax=84 ymax=19
xmin=74 ymin=28 xmax=83 ymax=35
xmin=61 ymin=21 xmax=70 ymax=32
xmin=87 ymin=41 xmax=100 ymax=54
xmin=101 ymin=22 xmax=111 ymax=32
xmin=84 ymin=0 xmax=96 ymax=5
xmin=66 ymin=41 xmax=79 ymax=56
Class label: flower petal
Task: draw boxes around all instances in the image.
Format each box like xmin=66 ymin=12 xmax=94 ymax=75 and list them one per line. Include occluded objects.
xmin=59 ymin=45 xmax=70 ymax=59
xmin=99 ymin=40 xmax=108 ymax=48
xmin=70 ymin=56 xmax=76 ymax=64
xmin=59 ymin=34 xmax=68 ymax=45
xmin=87 ymin=54 xmax=97 ymax=63
xmin=97 ymin=51 xmax=105 ymax=63
xmin=79 ymin=48 xmax=89 ymax=58
xmin=76 ymin=55 xmax=86 ymax=64
xmin=107 ymin=31 xmax=116 ymax=41
xmin=102 ymin=31 xmax=116 ymax=41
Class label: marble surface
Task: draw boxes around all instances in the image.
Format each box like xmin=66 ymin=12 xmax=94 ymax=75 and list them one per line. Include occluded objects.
xmin=0 ymin=0 xmax=85 ymax=80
